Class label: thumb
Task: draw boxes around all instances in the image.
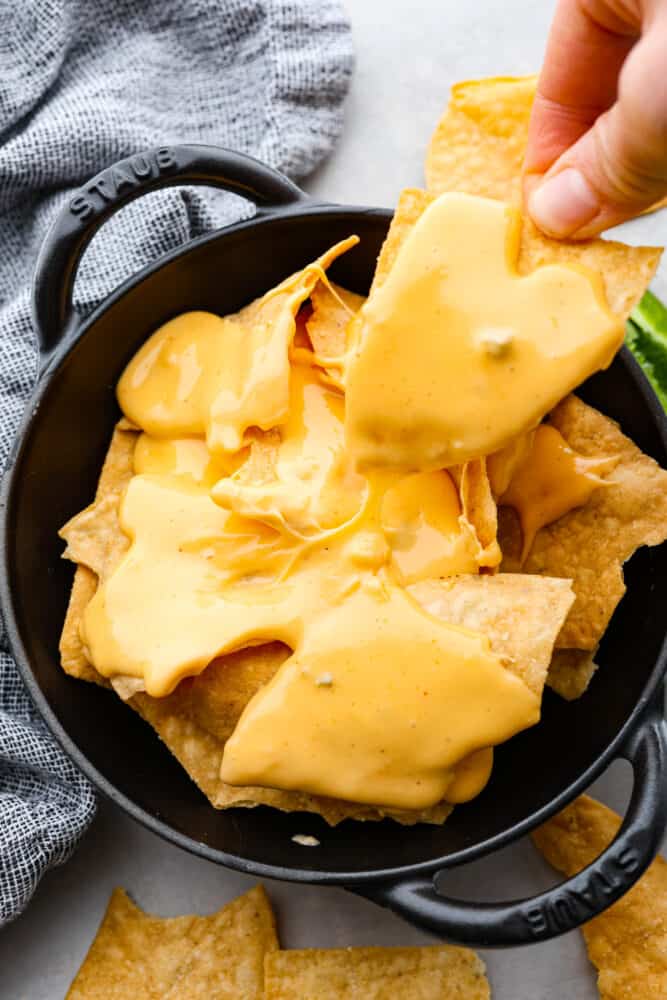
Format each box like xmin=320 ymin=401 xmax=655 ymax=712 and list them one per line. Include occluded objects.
xmin=527 ymin=24 xmax=667 ymax=239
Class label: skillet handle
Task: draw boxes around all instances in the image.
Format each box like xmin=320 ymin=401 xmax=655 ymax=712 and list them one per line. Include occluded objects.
xmin=353 ymin=698 xmax=667 ymax=947
xmin=32 ymin=143 xmax=306 ymax=356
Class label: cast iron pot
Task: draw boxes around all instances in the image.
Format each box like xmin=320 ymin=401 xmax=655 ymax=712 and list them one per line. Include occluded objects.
xmin=2 ymin=144 xmax=667 ymax=948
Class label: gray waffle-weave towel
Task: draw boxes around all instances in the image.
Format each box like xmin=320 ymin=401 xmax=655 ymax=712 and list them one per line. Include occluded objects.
xmin=0 ymin=0 xmax=352 ymax=926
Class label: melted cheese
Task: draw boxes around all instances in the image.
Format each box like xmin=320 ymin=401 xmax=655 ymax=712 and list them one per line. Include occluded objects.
xmin=380 ymin=470 xmax=480 ymax=584
xmin=220 ymin=587 xmax=537 ymax=810
xmin=133 ymin=433 xmax=241 ymax=486
xmin=344 ymin=192 xmax=624 ymax=471
xmin=118 ymin=238 xmax=357 ymax=454
xmin=500 ymin=423 xmax=618 ymax=562
xmin=79 ymin=198 xmax=619 ymax=812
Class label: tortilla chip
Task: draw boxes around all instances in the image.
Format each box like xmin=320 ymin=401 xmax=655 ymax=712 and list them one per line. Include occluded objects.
xmin=532 ymin=795 xmax=667 ymax=1000
xmin=264 ymin=945 xmax=489 ymax=999
xmin=500 ymin=395 xmax=667 ymax=653
xmin=66 ymin=885 xmax=277 ymax=1000
xmin=60 ymin=422 xmax=573 ymax=824
xmin=370 ymin=188 xmax=432 ymax=294
xmin=374 ymin=188 xmax=659 ymax=324
xmin=456 ymin=457 xmax=501 ymax=569
xmin=519 ymin=222 xmax=661 ymax=318
xmin=59 ymin=425 xmax=136 ymax=684
xmin=134 ymin=571 xmax=571 ymax=823
xmin=426 ymin=75 xmax=536 ymax=203
xmin=426 ymin=75 xmax=667 ymax=220
xmin=306 ymin=281 xmax=365 ymax=359
xmin=547 ymin=648 xmax=599 ymax=701
xmin=410 ymin=573 xmax=574 ymax=698
xmin=58 ymin=427 xmax=452 ymax=826
xmin=60 ymin=425 xmax=136 ymax=579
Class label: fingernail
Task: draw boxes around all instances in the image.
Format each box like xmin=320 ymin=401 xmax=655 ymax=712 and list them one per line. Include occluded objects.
xmin=528 ymin=168 xmax=600 ymax=238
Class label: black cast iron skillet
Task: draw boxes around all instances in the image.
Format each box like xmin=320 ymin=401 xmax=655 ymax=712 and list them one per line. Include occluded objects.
xmin=2 ymin=144 xmax=667 ymax=948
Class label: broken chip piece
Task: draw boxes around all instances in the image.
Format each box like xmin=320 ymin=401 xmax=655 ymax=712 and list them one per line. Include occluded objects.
xmin=263 ymin=944 xmax=490 ymax=999
xmin=532 ymin=795 xmax=667 ymax=1000
xmin=65 ymin=885 xmax=277 ymax=1000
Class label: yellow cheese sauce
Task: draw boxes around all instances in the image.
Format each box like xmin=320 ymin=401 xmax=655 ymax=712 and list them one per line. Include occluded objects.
xmin=499 ymin=424 xmax=619 ymax=562
xmin=381 ymin=470 xmax=480 ymax=584
xmin=118 ymin=238 xmax=357 ymax=455
xmin=344 ymin=192 xmax=623 ymax=471
xmin=78 ymin=194 xmax=619 ymax=811
xmin=221 ymin=586 xmax=537 ymax=810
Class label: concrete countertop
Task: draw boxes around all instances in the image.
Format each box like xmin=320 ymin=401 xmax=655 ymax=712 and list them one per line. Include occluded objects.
xmin=1 ymin=2 xmax=664 ymax=997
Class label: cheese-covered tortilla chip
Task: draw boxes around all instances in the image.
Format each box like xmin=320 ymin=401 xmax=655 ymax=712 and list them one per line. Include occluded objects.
xmin=60 ymin=425 xmax=136 ymax=685
xmin=426 ymin=75 xmax=667 ymax=221
xmin=374 ymin=188 xmax=660 ymax=324
xmin=500 ymin=395 xmax=667 ymax=654
xmin=306 ymin=280 xmax=365 ymax=359
xmin=264 ymin=945 xmax=490 ymax=1000
xmin=532 ymin=795 xmax=667 ymax=1000
xmin=410 ymin=574 xmax=574 ymax=698
xmin=66 ymin=886 xmax=277 ymax=1000
xmin=60 ymin=424 xmax=572 ymax=824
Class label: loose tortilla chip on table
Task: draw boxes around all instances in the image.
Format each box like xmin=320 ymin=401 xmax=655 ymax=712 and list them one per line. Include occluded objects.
xmin=60 ymin=422 xmax=572 ymax=825
xmin=264 ymin=945 xmax=490 ymax=1000
xmin=66 ymin=885 xmax=277 ymax=1000
xmin=532 ymin=795 xmax=667 ymax=1000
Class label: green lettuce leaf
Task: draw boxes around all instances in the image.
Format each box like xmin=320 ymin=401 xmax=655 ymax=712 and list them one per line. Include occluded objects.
xmin=626 ymin=291 xmax=667 ymax=411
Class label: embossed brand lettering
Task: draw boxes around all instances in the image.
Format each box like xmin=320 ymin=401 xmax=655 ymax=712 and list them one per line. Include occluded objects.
xmin=618 ymin=847 xmax=640 ymax=874
xmin=69 ymin=147 xmax=178 ymax=223
xmin=69 ymin=193 xmax=94 ymax=221
xmin=524 ymin=906 xmax=547 ymax=935
xmin=156 ymin=147 xmax=176 ymax=170
xmin=131 ymin=154 xmax=151 ymax=178
xmin=110 ymin=166 xmax=135 ymax=193
xmin=523 ymin=847 xmax=641 ymax=937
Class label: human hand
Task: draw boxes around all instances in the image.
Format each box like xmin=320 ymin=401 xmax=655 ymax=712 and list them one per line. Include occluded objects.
xmin=524 ymin=0 xmax=667 ymax=239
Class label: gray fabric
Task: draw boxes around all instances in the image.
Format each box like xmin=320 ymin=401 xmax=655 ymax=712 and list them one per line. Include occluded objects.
xmin=0 ymin=0 xmax=352 ymax=926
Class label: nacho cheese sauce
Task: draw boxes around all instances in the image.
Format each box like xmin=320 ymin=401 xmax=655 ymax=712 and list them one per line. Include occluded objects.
xmin=345 ymin=192 xmax=624 ymax=471
xmin=498 ymin=424 xmax=619 ymax=562
xmin=79 ymin=195 xmax=619 ymax=811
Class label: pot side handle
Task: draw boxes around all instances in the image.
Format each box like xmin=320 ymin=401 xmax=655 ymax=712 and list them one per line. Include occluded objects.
xmin=32 ymin=144 xmax=306 ymax=356
xmin=352 ymin=698 xmax=667 ymax=947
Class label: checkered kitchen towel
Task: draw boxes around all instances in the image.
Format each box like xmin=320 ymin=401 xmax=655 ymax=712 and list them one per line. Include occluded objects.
xmin=0 ymin=0 xmax=352 ymax=925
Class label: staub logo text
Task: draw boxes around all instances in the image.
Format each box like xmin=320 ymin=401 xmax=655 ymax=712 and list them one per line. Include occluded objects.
xmin=522 ymin=846 xmax=640 ymax=937
xmin=69 ymin=148 xmax=177 ymax=221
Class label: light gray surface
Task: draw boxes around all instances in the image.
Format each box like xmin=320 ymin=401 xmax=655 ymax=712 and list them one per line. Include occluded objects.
xmin=1 ymin=1 xmax=665 ymax=997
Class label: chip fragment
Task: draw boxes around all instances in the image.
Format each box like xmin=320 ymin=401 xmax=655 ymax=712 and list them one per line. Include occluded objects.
xmin=532 ymin=795 xmax=667 ymax=1000
xmin=66 ymin=885 xmax=277 ymax=1000
xmin=426 ymin=75 xmax=537 ymax=202
xmin=263 ymin=945 xmax=490 ymax=999
xmin=500 ymin=395 xmax=667 ymax=654
xmin=546 ymin=647 xmax=599 ymax=701
xmin=306 ymin=280 xmax=365 ymax=359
